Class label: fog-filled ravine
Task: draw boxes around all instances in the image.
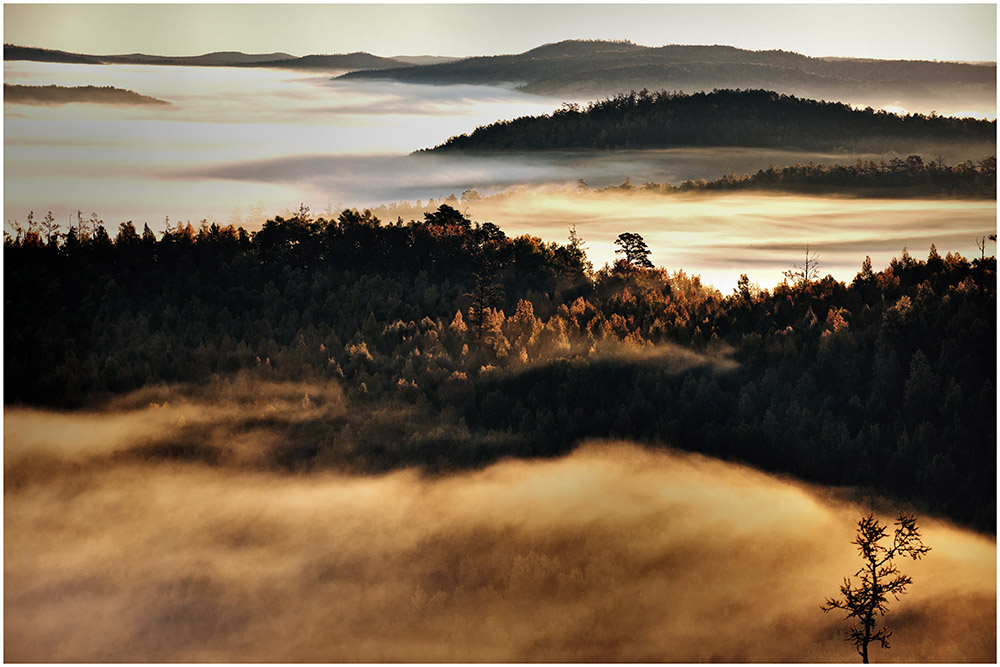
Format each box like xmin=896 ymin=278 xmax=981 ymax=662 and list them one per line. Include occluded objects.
xmin=5 ymin=62 xmax=995 ymax=290
xmin=5 ymin=391 xmax=996 ymax=663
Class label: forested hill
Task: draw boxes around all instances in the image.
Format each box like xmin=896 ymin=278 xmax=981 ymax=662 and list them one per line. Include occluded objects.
xmin=338 ymin=39 xmax=996 ymax=110
xmin=423 ymin=89 xmax=996 ymax=154
xmin=239 ymin=53 xmax=406 ymax=71
xmin=4 ymin=84 xmax=170 ymax=106
xmin=4 ymin=206 xmax=995 ymax=532
xmin=3 ymin=44 xmax=104 ymax=64
xmin=3 ymin=44 xmax=406 ymax=71
xmin=619 ymin=156 xmax=997 ymax=199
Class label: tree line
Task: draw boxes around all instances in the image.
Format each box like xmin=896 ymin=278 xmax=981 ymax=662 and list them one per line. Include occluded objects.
xmin=605 ymin=154 xmax=996 ymax=198
xmin=423 ymin=89 xmax=995 ymax=154
xmin=5 ymin=205 xmax=995 ymax=531
xmin=4 ymin=83 xmax=170 ymax=106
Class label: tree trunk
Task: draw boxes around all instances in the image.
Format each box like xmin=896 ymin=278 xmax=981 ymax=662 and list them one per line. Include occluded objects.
xmin=861 ymin=557 xmax=878 ymax=664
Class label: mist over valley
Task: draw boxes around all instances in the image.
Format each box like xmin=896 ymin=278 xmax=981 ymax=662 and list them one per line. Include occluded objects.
xmin=4 ymin=18 xmax=997 ymax=664
xmin=5 ymin=393 xmax=996 ymax=662
xmin=5 ymin=61 xmax=995 ymax=291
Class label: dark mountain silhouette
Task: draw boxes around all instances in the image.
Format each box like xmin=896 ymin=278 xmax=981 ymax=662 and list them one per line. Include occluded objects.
xmin=422 ymin=89 xmax=996 ymax=154
xmin=4 ymin=44 xmax=406 ymax=71
xmin=106 ymin=50 xmax=297 ymax=65
xmin=239 ymin=53 xmax=406 ymax=71
xmin=339 ymin=39 xmax=996 ymax=113
xmin=3 ymin=44 xmax=103 ymax=64
xmin=4 ymin=84 xmax=170 ymax=106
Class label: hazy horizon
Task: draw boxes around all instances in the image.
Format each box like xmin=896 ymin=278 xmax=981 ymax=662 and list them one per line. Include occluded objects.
xmin=4 ymin=4 xmax=996 ymax=63
xmin=6 ymin=62 xmax=995 ymax=291
xmin=6 ymin=36 xmax=1000 ymax=66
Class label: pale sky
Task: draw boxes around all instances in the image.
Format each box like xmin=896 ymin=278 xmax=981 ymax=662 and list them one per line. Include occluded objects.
xmin=3 ymin=3 xmax=997 ymax=62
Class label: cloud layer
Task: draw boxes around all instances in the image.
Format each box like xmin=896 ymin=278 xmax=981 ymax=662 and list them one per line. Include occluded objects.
xmin=5 ymin=383 xmax=995 ymax=662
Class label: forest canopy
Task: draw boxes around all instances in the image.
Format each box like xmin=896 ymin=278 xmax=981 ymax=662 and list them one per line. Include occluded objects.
xmin=605 ymin=155 xmax=997 ymax=198
xmin=422 ymin=89 xmax=996 ymax=155
xmin=5 ymin=205 xmax=995 ymax=533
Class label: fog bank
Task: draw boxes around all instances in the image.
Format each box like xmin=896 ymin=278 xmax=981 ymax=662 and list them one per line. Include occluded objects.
xmin=384 ymin=189 xmax=994 ymax=290
xmin=4 ymin=62 xmax=564 ymax=226
xmin=5 ymin=386 xmax=995 ymax=662
xmin=6 ymin=61 xmax=995 ymax=275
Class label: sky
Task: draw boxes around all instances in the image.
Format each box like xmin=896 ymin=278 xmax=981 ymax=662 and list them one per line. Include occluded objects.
xmin=3 ymin=3 xmax=997 ymax=62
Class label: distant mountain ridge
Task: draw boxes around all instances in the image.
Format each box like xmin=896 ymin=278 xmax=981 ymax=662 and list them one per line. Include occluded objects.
xmin=235 ymin=53 xmax=406 ymax=70
xmin=106 ymin=50 xmax=298 ymax=65
xmin=342 ymin=38 xmax=996 ymax=86
xmin=340 ymin=39 xmax=996 ymax=115
xmin=3 ymin=44 xmax=406 ymax=71
xmin=391 ymin=55 xmax=461 ymax=66
xmin=7 ymin=40 xmax=995 ymax=114
xmin=4 ymin=44 xmax=103 ymax=64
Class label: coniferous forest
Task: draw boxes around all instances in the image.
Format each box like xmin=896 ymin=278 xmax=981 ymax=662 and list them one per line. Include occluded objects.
xmin=426 ymin=89 xmax=996 ymax=154
xmin=6 ymin=205 xmax=995 ymax=531
xmin=630 ymin=155 xmax=996 ymax=197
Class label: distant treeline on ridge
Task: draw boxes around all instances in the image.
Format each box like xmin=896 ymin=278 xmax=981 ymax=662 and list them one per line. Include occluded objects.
xmin=4 ymin=83 xmax=170 ymax=106
xmin=3 ymin=43 xmax=407 ymax=71
xmin=607 ymin=155 xmax=997 ymax=198
xmin=423 ymin=89 xmax=996 ymax=154
xmin=339 ymin=39 xmax=996 ymax=108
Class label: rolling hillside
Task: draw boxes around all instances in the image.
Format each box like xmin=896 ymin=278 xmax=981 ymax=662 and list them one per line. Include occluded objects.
xmin=423 ymin=88 xmax=996 ymax=154
xmin=4 ymin=83 xmax=170 ymax=106
xmin=340 ymin=39 xmax=997 ymax=113
xmin=3 ymin=44 xmax=406 ymax=71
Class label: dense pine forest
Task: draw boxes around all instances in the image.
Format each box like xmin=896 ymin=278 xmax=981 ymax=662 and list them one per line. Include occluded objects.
xmin=5 ymin=205 xmax=995 ymax=531
xmin=425 ymin=89 xmax=996 ymax=154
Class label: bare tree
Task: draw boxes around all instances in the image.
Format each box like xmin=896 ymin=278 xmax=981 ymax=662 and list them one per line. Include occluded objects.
xmin=822 ymin=513 xmax=931 ymax=663
xmin=783 ymin=244 xmax=820 ymax=284
xmin=975 ymin=234 xmax=996 ymax=260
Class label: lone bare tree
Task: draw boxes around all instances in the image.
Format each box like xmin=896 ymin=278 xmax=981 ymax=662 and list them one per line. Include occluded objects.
xmin=822 ymin=513 xmax=931 ymax=663
xmin=783 ymin=244 xmax=820 ymax=283
xmin=975 ymin=234 xmax=996 ymax=260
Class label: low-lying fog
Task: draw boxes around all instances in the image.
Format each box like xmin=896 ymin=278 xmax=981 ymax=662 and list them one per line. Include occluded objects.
xmin=4 ymin=62 xmax=996 ymax=290
xmin=5 ymin=381 xmax=996 ymax=662
xmin=388 ymin=189 xmax=996 ymax=290
xmin=3 ymin=61 xmax=567 ymax=225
